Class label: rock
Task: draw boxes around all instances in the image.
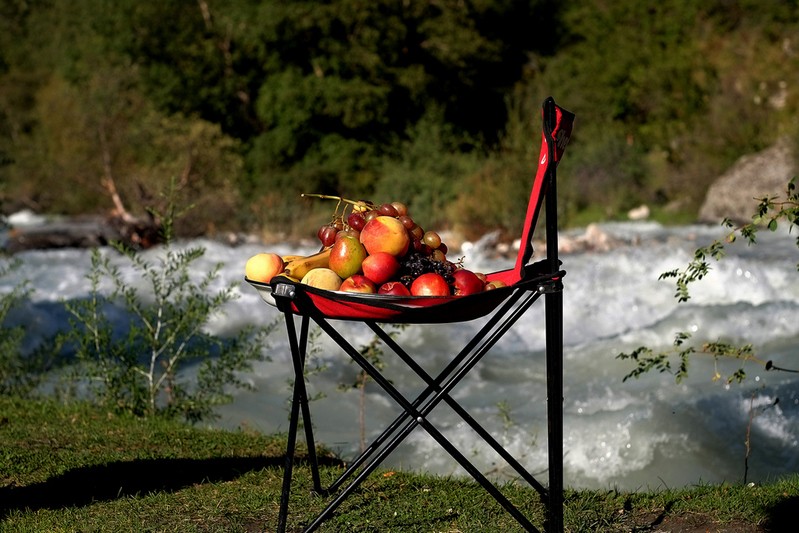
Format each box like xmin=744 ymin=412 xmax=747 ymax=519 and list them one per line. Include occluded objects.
xmin=556 ymin=223 xmax=621 ymax=254
xmin=627 ymin=204 xmax=650 ymax=221
xmin=698 ymin=137 xmax=796 ymax=224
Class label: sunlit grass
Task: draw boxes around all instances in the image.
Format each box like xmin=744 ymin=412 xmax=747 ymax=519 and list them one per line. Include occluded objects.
xmin=2 ymin=396 xmax=796 ymax=532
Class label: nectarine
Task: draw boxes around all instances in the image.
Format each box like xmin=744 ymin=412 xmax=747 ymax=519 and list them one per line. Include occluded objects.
xmin=245 ymin=253 xmax=284 ymax=283
xmin=360 ymin=216 xmax=410 ymax=257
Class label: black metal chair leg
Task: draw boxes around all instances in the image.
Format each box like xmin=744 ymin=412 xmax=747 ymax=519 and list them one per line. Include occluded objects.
xmin=312 ymin=313 xmax=543 ymax=532
xmin=278 ymin=313 xmax=323 ymax=532
xmin=277 ymin=314 xmax=304 ymax=532
xmin=545 ymin=290 xmax=564 ymax=533
xmin=295 ymin=315 xmax=324 ymax=493
xmin=365 ymin=320 xmax=549 ymax=495
xmin=315 ymin=291 xmax=530 ymax=494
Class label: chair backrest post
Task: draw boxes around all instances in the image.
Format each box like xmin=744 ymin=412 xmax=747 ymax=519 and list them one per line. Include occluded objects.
xmin=513 ymin=97 xmax=574 ymax=280
xmin=545 ymin=170 xmax=559 ymax=273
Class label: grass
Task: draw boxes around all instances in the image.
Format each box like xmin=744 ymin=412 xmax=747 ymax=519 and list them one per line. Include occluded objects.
xmin=1 ymin=396 xmax=796 ymax=532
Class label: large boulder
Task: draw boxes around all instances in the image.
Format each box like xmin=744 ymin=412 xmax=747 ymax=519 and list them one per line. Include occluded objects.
xmin=698 ymin=137 xmax=796 ymax=224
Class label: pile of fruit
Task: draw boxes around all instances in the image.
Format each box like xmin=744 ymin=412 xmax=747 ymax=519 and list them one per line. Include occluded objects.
xmin=245 ymin=195 xmax=507 ymax=297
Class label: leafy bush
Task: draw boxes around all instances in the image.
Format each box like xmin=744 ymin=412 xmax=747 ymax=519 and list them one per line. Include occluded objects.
xmin=61 ymin=238 xmax=273 ymax=423
xmin=1 ymin=259 xmax=34 ymax=395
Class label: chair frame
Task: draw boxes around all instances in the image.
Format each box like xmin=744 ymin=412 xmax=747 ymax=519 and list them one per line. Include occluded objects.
xmin=252 ymin=97 xmax=573 ymax=532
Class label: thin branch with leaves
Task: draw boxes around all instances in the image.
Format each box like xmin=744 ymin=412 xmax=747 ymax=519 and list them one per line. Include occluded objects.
xmin=618 ymin=177 xmax=799 ymax=383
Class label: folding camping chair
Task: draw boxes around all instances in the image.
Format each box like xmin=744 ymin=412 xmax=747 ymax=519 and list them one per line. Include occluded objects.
xmin=247 ymin=97 xmax=574 ymax=533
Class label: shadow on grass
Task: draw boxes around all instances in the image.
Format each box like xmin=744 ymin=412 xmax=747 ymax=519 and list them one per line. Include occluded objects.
xmin=0 ymin=454 xmax=342 ymax=518
xmin=762 ymin=495 xmax=799 ymax=533
xmin=628 ymin=493 xmax=799 ymax=533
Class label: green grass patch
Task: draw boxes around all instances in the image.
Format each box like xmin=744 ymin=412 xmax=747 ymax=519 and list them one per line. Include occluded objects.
xmin=1 ymin=396 xmax=796 ymax=532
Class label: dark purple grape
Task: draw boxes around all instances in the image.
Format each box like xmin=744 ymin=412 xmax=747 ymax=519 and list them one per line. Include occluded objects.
xmin=318 ymin=225 xmax=338 ymax=247
xmin=378 ymin=203 xmax=399 ymax=217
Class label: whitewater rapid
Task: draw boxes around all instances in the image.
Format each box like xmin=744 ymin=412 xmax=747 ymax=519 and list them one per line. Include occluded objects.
xmin=2 ymin=221 xmax=798 ymax=490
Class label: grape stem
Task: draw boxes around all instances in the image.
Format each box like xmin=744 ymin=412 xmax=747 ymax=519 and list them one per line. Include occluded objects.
xmin=302 ymin=193 xmax=373 ymax=211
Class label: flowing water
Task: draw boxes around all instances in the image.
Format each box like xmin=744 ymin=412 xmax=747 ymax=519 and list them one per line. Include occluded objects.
xmin=3 ymin=220 xmax=798 ymax=490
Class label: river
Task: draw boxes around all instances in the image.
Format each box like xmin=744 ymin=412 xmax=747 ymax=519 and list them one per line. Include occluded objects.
xmin=2 ymin=220 xmax=798 ymax=490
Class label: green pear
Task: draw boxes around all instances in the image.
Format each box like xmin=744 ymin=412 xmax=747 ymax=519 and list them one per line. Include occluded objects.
xmin=328 ymin=235 xmax=367 ymax=279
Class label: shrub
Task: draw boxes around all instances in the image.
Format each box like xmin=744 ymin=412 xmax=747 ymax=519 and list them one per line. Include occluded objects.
xmin=62 ymin=236 xmax=274 ymax=423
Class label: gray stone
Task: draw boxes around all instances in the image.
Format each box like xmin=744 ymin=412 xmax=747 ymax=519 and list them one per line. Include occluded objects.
xmin=698 ymin=137 xmax=796 ymax=224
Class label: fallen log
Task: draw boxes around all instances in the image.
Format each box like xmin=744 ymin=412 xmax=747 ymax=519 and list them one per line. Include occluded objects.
xmin=2 ymin=213 xmax=162 ymax=254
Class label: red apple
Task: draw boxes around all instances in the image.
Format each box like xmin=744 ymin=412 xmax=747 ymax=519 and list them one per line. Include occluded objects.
xmin=329 ymin=235 xmax=367 ymax=279
xmin=339 ymin=274 xmax=377 ymax=293
xmin=245 ymin=253 xmax=284 ymax=283
xmin=451 ymin=269 xmax=485 ymax=296
xmin=361 ymin=251 xmax=400 ymax=285
xmin=410 ymin=272 xmax=450 ymax=296
xmin=360 ymin=215 xmax=411 ymax=257
xmin=378 ymin=281 xmax=411 ymax=296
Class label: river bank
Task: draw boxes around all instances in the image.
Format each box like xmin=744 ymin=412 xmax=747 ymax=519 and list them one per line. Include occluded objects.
xmin=2 ymin=396 xmax=796 ymax=532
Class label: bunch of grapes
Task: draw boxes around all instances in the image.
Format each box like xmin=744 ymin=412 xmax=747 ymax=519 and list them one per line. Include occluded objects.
xmin=397 ymin=252 xmax=456 ymax=288
xmin=308 ymin=195 xmax=449 ymax=259
xmin=306 ymin=193 xmax=457 ymax=289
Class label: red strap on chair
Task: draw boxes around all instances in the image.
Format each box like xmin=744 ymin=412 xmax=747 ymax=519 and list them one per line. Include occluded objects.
xmin=513 ymin=97 xmax=575 ymax=282
xmin=457 ymin=97 xmax=574 ymax=288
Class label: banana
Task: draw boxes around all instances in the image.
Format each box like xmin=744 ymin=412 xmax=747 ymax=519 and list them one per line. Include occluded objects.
xmin=280 ymin=254 xmax=305 ymax=264
xmin=283 ymin=247 xmax=333 ymax=280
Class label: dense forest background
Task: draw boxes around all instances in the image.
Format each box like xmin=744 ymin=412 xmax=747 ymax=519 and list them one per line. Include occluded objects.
xmin=2 ymin=0 xmax=798 ymax=241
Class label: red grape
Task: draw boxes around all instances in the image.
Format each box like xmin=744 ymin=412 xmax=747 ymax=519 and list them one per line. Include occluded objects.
xmin=378 ymin=203 xmax=399 ymax=217
xmin=399 ymin=215 xmax=415 ymax=229
xmin=317 ymin=225 xmax=338 ymax=247
xmin=391 ymin=201 xmax=408 ymax=217
xmin=423 ymin=231 xmax=441 ymax=249
xmin=347 ymin=212 xmax=366 ymax=231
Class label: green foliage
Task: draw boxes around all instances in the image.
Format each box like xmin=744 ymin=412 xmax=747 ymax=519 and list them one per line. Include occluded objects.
xmin=0 ymin=258 xmax=51 ymax=396
xmin=3 ymin=0 xmax=799 ymax=236
xmin=376 ymin=107 xmax=483 ymax=230
xmin=660 ymin=177 xmax=799 ymax=303
xmin=618 ymin=177 xmax=799 ymax=384
xmin=62 ymin=235 xmax=273 ymax=423
xmin=523 ymin=0 xmax=799 ymax=224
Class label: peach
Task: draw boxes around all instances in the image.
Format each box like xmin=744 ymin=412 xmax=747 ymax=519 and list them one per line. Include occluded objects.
xmin=360 ymin=216 xmax=410 ymax=257
xmin=245 ymin=253 xmax=284 ymax=283
xmin=300 ymin=268 xmax=343 ymax=291
xmin=484 ymin=280 xmax=508 ymax=291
